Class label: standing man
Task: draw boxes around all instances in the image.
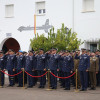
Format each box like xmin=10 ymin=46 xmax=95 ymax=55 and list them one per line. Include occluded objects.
xmin=25 ymin=50 xmax=36 ymax=88
xmin=47 ymin=48 xmax=59 ymax=89
xmin=74 ymin=50 xmax=81 ymax=89
xmin=75 ymin=48 xmax=90 ymax=91
xmin=36 ymin=49 xmax=46 ymax=88
xmin=16 ymin=50 xmax=25 ymax=87
xmin=95 ymin=50 xmax=100 ymax=86
xmin=0 ymin=51 xmax=5 ymax=87
xmin=6 ymin=49 xmax=16 ymax=87
xmin=60 ymin=51 xmax=73 ymax=90
xmin=89 ymin=52 xmax=99 ymax=90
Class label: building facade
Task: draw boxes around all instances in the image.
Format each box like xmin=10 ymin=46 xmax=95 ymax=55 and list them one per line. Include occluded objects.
xmin=0 ymin=0 xmax=100 ymax=52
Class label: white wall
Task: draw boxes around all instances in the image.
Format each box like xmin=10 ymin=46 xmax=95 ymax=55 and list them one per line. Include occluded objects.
xmin=0 ymin=0 xmax=100 ymax=51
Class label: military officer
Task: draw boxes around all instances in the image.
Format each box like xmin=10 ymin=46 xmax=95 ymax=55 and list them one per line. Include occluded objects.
xmin=60 ymin=51 xmax=73 ymax=90
xmin=36 ymin=49 xmax=46 ymax=88
xmin=6 ymin=49 xmax=16 ymax=87
xmin=58 ymin=50 xmax=65 ymax=88
xmin=25 ymin=50 xmax=36 ymax=88
xmin=74 ymin=50 xmax=81 ymax=89
xmin=16 ymin=50 xmax=25 ymax=87
xmin=89 ymin=52 xmax=99 ymax=90
xmin=95 ymin=50 xmax=100 ymax=86
xmin=0 ymin=51 xmax=5 ymax=87
xmin=47 ymin=48 xmax=60 ymax=89
xmin=75 ymin=48 xmax=90 ymax=91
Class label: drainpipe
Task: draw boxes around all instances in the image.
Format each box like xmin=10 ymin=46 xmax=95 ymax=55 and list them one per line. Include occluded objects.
xmin=72 ymin=0 xmax=74 ymax=32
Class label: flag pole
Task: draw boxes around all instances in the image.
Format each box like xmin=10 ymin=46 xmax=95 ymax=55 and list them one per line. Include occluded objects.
xmin=34 ymin=14 xmax=36 ymax=35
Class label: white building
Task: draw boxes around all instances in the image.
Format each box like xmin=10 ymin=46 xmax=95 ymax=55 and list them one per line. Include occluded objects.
xmin=0 ymin=0 xmax=100 ymax=53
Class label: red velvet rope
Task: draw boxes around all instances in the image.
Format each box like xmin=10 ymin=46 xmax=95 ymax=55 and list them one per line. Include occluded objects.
xmin=1 ymin=70 xmax=23 ymax=77
xmin=25 ymin=71 xmax=48 ymax=78
xmin=50 ymin=72 xmax=76 ymax=79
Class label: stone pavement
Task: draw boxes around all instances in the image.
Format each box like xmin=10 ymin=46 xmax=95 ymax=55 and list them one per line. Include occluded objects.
xmin=0 ymin=78 xmax=100 ymax=100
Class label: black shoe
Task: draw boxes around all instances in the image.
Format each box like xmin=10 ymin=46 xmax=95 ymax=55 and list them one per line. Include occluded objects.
xmin=38 ymin=86 xmax=42 ymax=88
xmin=17 ymin=85 xmax=23 ymax=87
xmin=41 ymin=86 xmax=45 ymax=88
xmin=64 ymin=88 xmax=70 ymax=90
xmin=27 ymin=86 xmax=33 ymax=88
xmin=92 ymin=87 xmax=96 ymax=90
xmin=89 ymin=88 xmax=93 ymax=90
xmin=7 ymin=85 xmax=13 ymax=87
xmin=84 ymin=89 xmax=87 ymax=91
xmin=51 ymin=87 xmax=57 ymax=89
xmin=80 ymin=89 xmax=84 ymax=91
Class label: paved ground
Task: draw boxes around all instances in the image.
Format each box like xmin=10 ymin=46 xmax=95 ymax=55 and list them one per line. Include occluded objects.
xmin=0 ymin=78 xmax=100 ymax=100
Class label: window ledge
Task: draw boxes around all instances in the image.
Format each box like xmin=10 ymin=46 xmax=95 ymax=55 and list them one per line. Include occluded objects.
xmin=81 ymin=10 xmax=95 ymax=13
xmin=5 ymin=16 xmax=14 ymax=18
xmin=36 ymin=14 xmax=46 ymax=16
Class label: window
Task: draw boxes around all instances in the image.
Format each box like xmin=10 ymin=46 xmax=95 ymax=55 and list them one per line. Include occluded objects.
xmin=90 ymin=44 xmax=97 ymax=52
xmin=82 ymin=0 xmax=94 ymax=12
xmin=35 ymin=1 xmax=46 ymax=15
xmin=5 ymin=4 xmax=14 ymax=18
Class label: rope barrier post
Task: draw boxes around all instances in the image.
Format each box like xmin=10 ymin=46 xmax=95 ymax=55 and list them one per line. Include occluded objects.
xmin=46 ymin=69 xmax=52 ymax=91
xmin=75 ymin=69 xmax=79 ymax=92
xmin=0 ymin=68 xmax=2 ymax=88
xmin=23 ymin=69 xmax=25 ymax=89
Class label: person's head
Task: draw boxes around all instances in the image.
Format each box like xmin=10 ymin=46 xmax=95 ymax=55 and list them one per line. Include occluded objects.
xmin=51 ymin=48 xmax=57 ymax=54
xmin=86 ymin=49 xmax=91 ymax=55
xmin=23 ymin=51 xmax=27 ymax=56
xmin=76 ymin=50 xmax=80 ymax=55
xmin=18 ymin=50 xmax=23 ymax=55
xmin=9 ymin=49 xmax=14 ymax=55
xmin=39 ymin=49 xmax=44 ymax=55
xmin=81 ymin=48 xmax=86 ymax=55
xmin=95 ymin=50 xmax=99 ymax=55
xmin=0 ymin=51 xmax=3 ymax=58
xmin=28 ymin=50 xmax=33 ymax=56
xmin=91 ymin=52 xmax=95 ymax=57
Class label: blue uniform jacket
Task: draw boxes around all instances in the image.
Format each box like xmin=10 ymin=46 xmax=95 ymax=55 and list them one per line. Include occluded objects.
xmin=16 ymin=55 xmax=25 ymax=70
xmin=75 ymin=54 xmax=90 ymax=71
xmin=6 ymin=55 xmax=16 ymax=70
xmin=36 ymin=54 xmax=46 ymax=70
xmin=0 ymin=56 xmax=5 ymax=70
xmin=25 ymin=55 xmax=36 ymax=71
xmin=47 ymin=54 xmax=60 ymax=70
xmin=60 ymin=56 xmax=73 ymax=72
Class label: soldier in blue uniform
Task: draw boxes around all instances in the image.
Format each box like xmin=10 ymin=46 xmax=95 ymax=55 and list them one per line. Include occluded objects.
xmin=25 ymin=50 xmax=36 ymax=88
xmin=60 ymin=51 xmax=73 ymax=90
xmin=58 ymin=51 xmax=65 ymax=88
xmin=0 ymin=51 xmax=5 ymax=87
xmin=6 ymin=49 xmax=16 ymax=87
xmin=75 ymin=48 xmax=90 ymax=91
xmin=47 ymin=48 xmax=60 ymax=89
xmin=36 ymin=49 xmax=46 ymax=88
xmin=16 ymin=50 xmax=25 ymax=87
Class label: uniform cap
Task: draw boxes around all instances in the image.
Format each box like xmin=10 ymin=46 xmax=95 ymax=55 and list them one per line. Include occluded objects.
xmin=9 ymin=49 xmax=14 ymax=52
xmin=81 ymin=48 xmax=86 ymax=51
xmin=28 ymin=50 xmax=34 ymax=53
xmin=39 ymin=48 xmax=44 ymax=51
xmin=19 ymin=50 xmax=23 ymax=53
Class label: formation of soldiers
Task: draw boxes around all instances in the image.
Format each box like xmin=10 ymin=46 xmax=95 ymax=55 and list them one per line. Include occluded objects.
xmin=0 ymin=48 xmax=100 ymax=91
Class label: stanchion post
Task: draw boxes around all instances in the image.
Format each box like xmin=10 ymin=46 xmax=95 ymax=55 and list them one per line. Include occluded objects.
xmin=0 ymin=68 xmax=2 ymax=88
xmin=23 ymin=69 xmax=25 ymax=89
xmin=46 ymin=69 xmax=52 ymax=91
xmin=75 ymin=69 xmax=79 ymax=92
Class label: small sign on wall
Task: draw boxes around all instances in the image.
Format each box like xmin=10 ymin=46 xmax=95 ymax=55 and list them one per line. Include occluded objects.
xmin=6 ymin=33 xmax=12 ymax=37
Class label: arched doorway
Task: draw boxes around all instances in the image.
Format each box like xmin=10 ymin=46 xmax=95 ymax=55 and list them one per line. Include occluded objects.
xmin=2 ymin=38 xmax=20 ymax=53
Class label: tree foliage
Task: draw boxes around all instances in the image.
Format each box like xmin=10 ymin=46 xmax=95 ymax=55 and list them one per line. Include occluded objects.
xmin=30 ymin=24 xmax=83 ymax=52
